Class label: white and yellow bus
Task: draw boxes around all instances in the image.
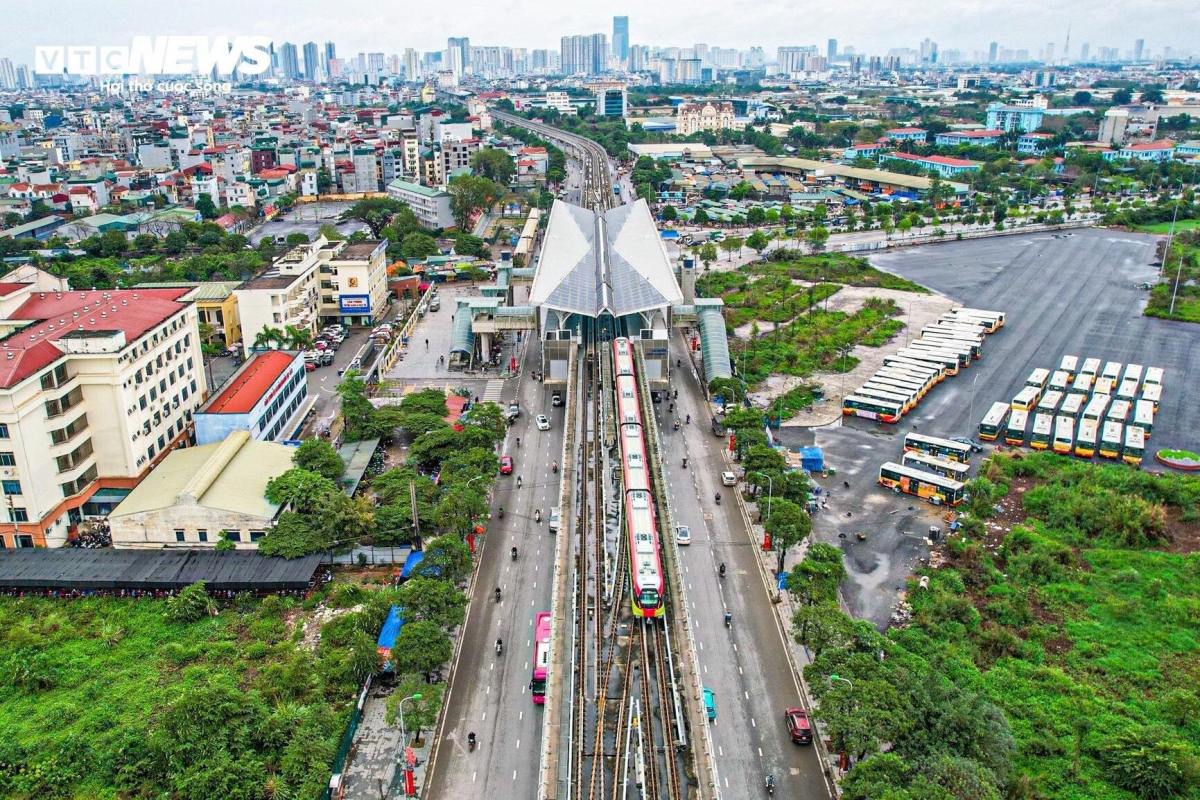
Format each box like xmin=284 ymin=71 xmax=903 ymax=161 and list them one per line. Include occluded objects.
xmin=1132 ymin=399 xmax=1154 ymax=437
xmin=1082 ymin=395 xmax=1110 ymax=423
xmin=843 ymin=395 xmax=903 ymax=424
xmin=1106 ymin=399 xmax=1131 ymax=424
xmin=1030 ymin=413 xmax=1055 ymax=450
xmin=1048 ymin=371 xmax=1071 ymax=394
xmin=1098 ymin=421 xmax=1123 ymax=459
xmin=1143 ymin=366 xmax=1164 ymax=388
xmin=875 ymin=369 xmax=934 ymax=398
xmin=1052 ymin=415 xmax=1075 ymax=454
xmin=1036 ymin=390 xmax=1064 ymax=417
xmin=920 ymin=331 xmax=983 ymax=359
xmin=1005 ymin=409 xmax=1029 ymax=446
xmin=1060 ymin=392 xmax=1087 ymax=420
xmin=1122 ymin=426 xmax=1145 ymax=466
xmin=901 ymin=451 xmax=971 ymax=482
xmin=1059 ymin=355 xmax=1078 ymax=382
xmin=879 ymin=361 xmax=941 ymax=385
xmin=1116 ymin=379 xmax=1138 ymax=403
xmin=1092 ymin=377 xmax=1116 ymax=399
xmin=883 ymin=356 xmax=948 ymax=383
xmin=1122 ymin=364 xmax=1143 ymax=387
xmin=904 ymin=433 xmax=974 ymax=463
xmin=978 ymin=401 xmax=1010 ymax=441
xmin=1101 ymin=361 xmax=1122 ymax=384
xmin=894 ymin=349 xmax=961 ymax=375
xmin=869 ymin=376 xmax=928 ymax=403
xmin=1075 ymin=418 xmax=1100 ymax=458
xmin=1025 ymin=368 xmax=1051 ymax=391
xmin=857 ymin=384 xmax=917 ymax=414
xmin=1141 ymin=382 xmax=1162 ymax=412
xmin=950 ymin=308 xmax=1006 ymax=331
xmin=907 ymin=341 xmax=970 ymax=368
xmin=1072 ymin=360 xmax=1098 ymax=394
xmin=878 ymin=462 xmax=965 ymax=506
xmin=1012 ymin=385 xmax=1043 ymax=411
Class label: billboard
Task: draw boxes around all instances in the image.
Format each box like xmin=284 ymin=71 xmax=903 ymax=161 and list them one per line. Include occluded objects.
xmin=339 ymin=294 xmax=371 ymax=313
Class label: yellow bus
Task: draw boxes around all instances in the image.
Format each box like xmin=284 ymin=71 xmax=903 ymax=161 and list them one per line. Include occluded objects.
xmin=868 ymin=375 xmax=928 ymax=400
xmin=858 ymin=384 xmax=917 ymax=414
xmin=1132 ymin=399 xmax=1154 ymax=437
xmin=950 ymin=308 xmax=1006 ymax=331
xmin=1048 ymin=371 xmax=1071 ymax=394
xmin=1036 ymin=390 xmax=1064 ymax=416
xmin=843 ymin=395 xmax=902 ymax=424
xmin=1098 ymin=421 xmax=1123 ymax=459
xmin=879 ymin=362 xmax=941 ymax=385
xmin=1075 ymin=419 xmax=1100 ymax=458
xmin=1092 ymin=377 xmax=1116 ymax=398
xmin=978 ymin=401 xmax=1010 ymax=441
xmin=901 ymin=451 xmax=971 ymax=482
xmin=894 ymin=349 xmax=961 ymax=375
xmin=1143 ymin=366 xmax=1164 ymax=388
xmin=878 ymin=462 xmax=965 ymax=506
xmin=1073 ymin=361 xmax=1098 ymax=394
xmin=1060 ymin=392 xmax=1087 ymax=420
xmin=1116 ymin=379 xmax=1138 ymax=403
xmin=1030 ymin=413 xmax=1054 ymax=450
xmin=1122 ymin=426 xmax=1145 ymax=466
xmin=908 ymin=341 xmax=970 ymax=368
xmin=1122 ymin=364 xmax=1143 ymax=386
xmin=1026 ymin=368 xmax=1051 ymax=390
xmin=904 ymin=433 xmax=974 ymax=463
xmin=1005 ymin=408 xmax=1029 ymax=446
xmin=1012 ymin=385 xmax=1043 ymax=411
xmin=883 ymin=356 xmax=948 ymax=383
xmin=920 ymin=331 xmax=983 ymax=359
xmin=1082 ymin=395 xmax=1110 ymax=423
xmin=1106 ymin=399 xmax=1131 ymax=424
xmin=1052 ymin=415 xmax=1075 ymax=454
xmin=926 ymin=322 xmax=988 ymax=339
xmin=1059 ymin=355 xmax=1078 ymax=382
xmin=1141 ymin=382 xmax=1161 ymax=412
xmin=937 ymin=313 xmax=989 ymax=333
xmin=1101 ymin=361 xmax=1122 ymax=384
xmin=875 ymin=369 xmax=933 ymax=398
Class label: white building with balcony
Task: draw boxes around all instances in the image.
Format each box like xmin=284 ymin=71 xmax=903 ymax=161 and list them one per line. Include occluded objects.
xmin=234 ymin=243 xmax=321 ymax=353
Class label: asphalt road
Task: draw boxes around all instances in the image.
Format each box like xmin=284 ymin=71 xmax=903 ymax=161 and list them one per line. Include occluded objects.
xmin=656 ymin=339 xmax=833 ymax=800
xmin=423 ymin=335 xmax=564 ymax=800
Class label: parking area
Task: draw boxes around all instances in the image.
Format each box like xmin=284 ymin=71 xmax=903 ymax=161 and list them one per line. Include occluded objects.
xmin=249 ymin=201 xmax=364 ymax=245
xmin=784 ymin=228 xmax=1200 ymax=628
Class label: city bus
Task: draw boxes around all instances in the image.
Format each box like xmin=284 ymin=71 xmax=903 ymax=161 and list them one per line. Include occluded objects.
xmin=1025 ymin=368 xmax=1051 ymax=390
xmin=1098 ymin=421 xmax=1123 ymax=459
xmin=920 ymin=330 xmax=983 ymax=359
xmin=1074 ymin=418 xmax=1099 ymax=458
xmin=910 ymin=338 xmax=973 ymax=366
xmin=880 ymin=359 xmax=943 ymax=384
xmin=532 ymin=611 xmax=551 ymax=704
xmin=857 ymin=384 xmax=917 ymax=414
xmin=868 ymin=375 xmax=928 ymax=400
xmin=1122 ymin=364 xmax=1143 ymax=386
xmin=1011 ymin=385 xmax=1043 ymax=411
xmin=1060 ymin=392 xmax=1086 ymax=420
xmin=937 ymin=313 xmax=989 ymax=333
xmin=1141 ymin=382 xmax=1161 ymax=412
xmin=1132 ymin=399 xmax=1154 ymax=437
xmin=874 ymin=370 xmax=933 ymax=398
xmin=1073 ymin=361 xmax=1098 ymax=394
xmin=878 ymin=462 xmax=965 ymax=506
xmin=1122 ymin=426 xmax=1145 ymax=466
xmin=1092 ymin=377 xmax=1116 ymax=398
xmin=907 ymin=341 xmax=970 ymax=368
xmin=1030 ymin=413 xmax=1055 ymax=450
xmin=1116 ymin=379 xmax=1138 ymax=403
xmin=1101 ymin=361 xmax=1122 ymax=384
xmin=904 ymin=432 xmax=974 ymax=463
xmin=1005 ymin=408 xmax=1029 ymax=446
xmin=1036 ymin=390 xmax=1064 ymax=416
xmin=1082 ymin=395 xmax=1110 ymax=423
xmin=950 ymin=308 xmax=1006 ymax=331
xmin=978 ymin=401 xmax=1010 ymax=441
xmin=1052 ymin=415 xmax=1075 ymax=454
xmin=925 ymin=322 xmax=988 ymax=340
xmin=1143 ymin=366 xmax=1164 ymax=388
xmin=902 ymin=451 xmax=971 ymax=482
xmin=1106 ymin=399 xmax=1131 ymax=424
xmin=1059 ymin=355 xmax=1078 ymax=382
xmin=894 ymin=349 xmax=960 ymax=376
xmin=842 ymin=395 xmax=902 ymax=423
xmin=1048 ymin=371 xmax=1071 ymax=394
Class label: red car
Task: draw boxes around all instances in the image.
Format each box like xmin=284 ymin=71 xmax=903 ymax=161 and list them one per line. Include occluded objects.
xmin=785 ymin=707 xmax=813 ymax=744
xmin=500 ymin=455 xmax=513 ymax=475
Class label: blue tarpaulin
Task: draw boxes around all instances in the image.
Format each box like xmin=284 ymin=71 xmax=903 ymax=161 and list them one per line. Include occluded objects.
xmin=777 ymin=572 xmax=788 ymax=590
xmin=401 ymin=550 xmax=425 ymax=579
xmin=798 ymin=447 xmax=824 ymax=473
xmin=377 ymin=605 xmax=404 ymax=650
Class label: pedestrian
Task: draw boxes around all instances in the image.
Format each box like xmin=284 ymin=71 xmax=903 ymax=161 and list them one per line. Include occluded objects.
xmin=425 ymin=338 xmax=429 ymax=349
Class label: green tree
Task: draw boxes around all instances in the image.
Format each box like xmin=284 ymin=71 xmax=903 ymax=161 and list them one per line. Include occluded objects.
xmin=805 ymin=226 xmax=830 ymax=253
xmin=1073 ymin=90 xmax=1094 ymax=105
xmin=1098 ymin=725 xmax=1199 ymax=800
xmin=265 ymin=469 xmax=340 ymax=514
xmin=284 ymin=232 xmax=310 ymax=247
xmin=348 ymin=630 xmax=382 ymax=683
xmin=693 ymin=208 xmax=710 ymax=225
xmin=195 ymin=194 xmax=218 ymax=219
xmin=729 ymin=181 xmax=754 ymax=200
xmin=746 ymin=206 xmax=767 ymax=226
xmin=841 ymin=753 xmax=912 ymax=800
xmin=470 ymin=148 xmax=516 ymax=185
xmin=465 ymin=401 xmax=507 ymax=439
xmin=256 ymin=512 xmax=325 ymax=558
xmin=746 ymin=229 xmax=771 ymax=257
xmin=395 ymin=621 xmax=453 ymax=679
xmin=418 ymin=535 xmax=473 ymax=583
xmin=337 ymin=371 xmax=376 ymax=441
xmin=342 ymin=197 xmax=410 ymax=238
xmin=293 ymin=439 xmax=346 ymax=482
xmin=400 ymin=232 xmax=439 ymax=260
xmin=792 ymin=602 xmax=858 ymax=658
xmin=214 ymin=531 xmax=237 ymax=551
xmin=132 ymin=233 xmax=159 ymax=252
xmin=720 ymin=235 xmax=744 ymax=262
xmin=385 ymin=675 xmax=444 ymax=742
xmin=317 ymin=223 xmax=345 ymax=241
xmin=763 ymin=498 xmax=812 ymax=572
xmin=660 ymin=204 xmax=678 ymax=222
xmin=100 ymin=229 xmax=129 ymax=257
xmin=164 ymin=581 xmax=216 ymax=623
xmin=1112 ymin=88 xmax=1133 ymax=105
xmin=447 ymin=174 xmax=497 ymax=230
xmin=452 ymin=233 xmax=488 ymax=257
xmin=786 ymin=542 xmax=846 ymax=606
xmin=393 ymin=577 xmax=468 ymax=627
xmin=433 ymin=486 xmax=489 ymax=537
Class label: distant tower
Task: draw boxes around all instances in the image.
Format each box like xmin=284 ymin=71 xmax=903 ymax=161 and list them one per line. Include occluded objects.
xmin=1134 ymin=39 xmax=1145 ymax=61
xmin=827 ymin=39 xmax=837 ymax=60
xmin=613 ymin=16 xmax=630 ymax=66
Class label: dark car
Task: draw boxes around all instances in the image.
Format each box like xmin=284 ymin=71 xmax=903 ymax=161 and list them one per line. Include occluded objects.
xmin=320 ymin=352 xmax=335 ymax=366
xmin=785 ymin=707 xmax=813 ymax=744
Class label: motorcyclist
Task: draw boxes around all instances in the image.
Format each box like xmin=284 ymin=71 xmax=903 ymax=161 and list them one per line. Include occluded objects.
xmin=468 ymin=731 xmax=477 ymax=750
xmin=535 ymin=509 xmax=542 ymax=523
xmin=498 ymin=505 xmax=505 ymax=518
xmin=720 ymin=562 xmax=726 ymax=578
xmin=686 ymin=414 xmax=691 ymax=424
xmin=682 ymin=457 xmax=688 ymax=469
xmin=511 ymin=546 xmax=518 ymax=559
xmin=494 ymin=587 xmax=502 ymax=602
xmin=516 ymin=437 xmax=521 ymax=448
xmin=552 ymin=461 xmax=558 ymax=473
xmin=766 ymin=775 xmax=775 ymax=793
xmin=715 ymin=492 xmax=721 ymax=505
xmin=496 ymin=637 xmax=503 ymax=655
xmin=725 ymin=612 xmax=732 ymax=628
xmin=517 ymin=475 xmax=523 ymax=488
xmin=674 ymin=420 xmax=680 ymax=430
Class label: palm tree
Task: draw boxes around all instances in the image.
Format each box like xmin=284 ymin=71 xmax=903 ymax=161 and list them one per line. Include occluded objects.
xmin=284 ymin=325 xmax=314 ymax=351
xmin=252 ymin=325 xmax=286 ymax=352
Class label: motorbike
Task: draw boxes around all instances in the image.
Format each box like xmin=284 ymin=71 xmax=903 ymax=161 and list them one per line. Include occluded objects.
xmin=498 ymin=506 xmax=505 ymax=519
xmin=552 ymin=461 xmax=558 ymax=473
xmin=496 ymin=638 xmax=504 ymax=655
xmin=725 ymin=613 xmax=732 ymax=629
xmin=682 ymin=458 xmax=688 ymax=469
xmin=715 ymin=493 xmax=722 ymax=506
xmin=511 ymin=546 xmax=518 ymax=560
xmin=719 ymin=563 xmax=726 ymax=579
xmin=535 ymin=509 xmax=542 ymax=524
xmin=517 ymin=476 xmax=523 ymax=489
xmin=674 ymin=420 xmax=680 ymax=431
xmin=766 ymin=775 xmax=775 ymax=795
xmin=468 ymin=733 xmax=477 ymax=752
xmin=494 ymin=587 xmax=502 ymax=603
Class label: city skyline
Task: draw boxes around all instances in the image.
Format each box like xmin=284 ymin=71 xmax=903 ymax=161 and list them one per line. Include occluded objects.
xmin=1 ymin=0 xmax=1196 ymax=65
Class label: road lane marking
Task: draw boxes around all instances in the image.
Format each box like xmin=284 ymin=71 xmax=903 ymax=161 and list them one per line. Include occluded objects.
xmin=751 ymin=718 xmax=756 ymax=728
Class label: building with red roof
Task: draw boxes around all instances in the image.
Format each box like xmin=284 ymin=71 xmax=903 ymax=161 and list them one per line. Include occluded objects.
xmin=0 ymin=278 xmax=206 ymax=548
xmin=194 ymin=350 xmax=309 ymax=445
xmin=884 ymin=152 xmax=982 ymax=178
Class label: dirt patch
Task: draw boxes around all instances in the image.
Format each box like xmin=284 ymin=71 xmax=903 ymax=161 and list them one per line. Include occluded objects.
xmin=1159 ymin=506 xmax=1200 ymax=554
xmin=1044 ymin=635 xmax=1073 ymax=655
xmin=297 ymin=603 xmax=361 ymax=652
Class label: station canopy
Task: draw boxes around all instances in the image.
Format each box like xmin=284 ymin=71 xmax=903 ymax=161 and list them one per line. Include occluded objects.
xmin=529 ymin=199 xmax=683 ymax=319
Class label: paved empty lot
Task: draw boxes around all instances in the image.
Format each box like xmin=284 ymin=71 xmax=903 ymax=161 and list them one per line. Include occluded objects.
xmin=865 ymin=228 xmax=1199 ymax=458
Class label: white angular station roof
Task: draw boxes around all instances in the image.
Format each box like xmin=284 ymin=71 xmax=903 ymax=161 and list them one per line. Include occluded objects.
xmin=529 ymin=198 xmax=683 ymax=318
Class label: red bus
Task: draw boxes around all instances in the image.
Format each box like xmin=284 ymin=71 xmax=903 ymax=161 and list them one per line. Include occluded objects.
xmin=532 ymin=611 xmax=551 ymax=704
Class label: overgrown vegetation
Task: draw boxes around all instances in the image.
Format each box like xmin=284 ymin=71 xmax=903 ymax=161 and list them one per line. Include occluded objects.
xmin=1145 ymin=230 xmax=1200 ymax=324
xmin=0 ymin=586 xmax=385 ymax=799
xmin=759 ymin=251 xmax=929 ymax=293
xmin=803 ymin=451 xmax=1200 ymax=800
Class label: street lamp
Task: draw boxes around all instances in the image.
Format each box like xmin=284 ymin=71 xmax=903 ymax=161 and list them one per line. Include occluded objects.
xmin=749 ymin=471 xmax=774 ymax=523
xmin=396 ymin=693 xmax=422 ymax=798
xmin=968 ymin=374 xmax=979 ymax=439
xmin=829 ymin=674 xmax=853 ymax=691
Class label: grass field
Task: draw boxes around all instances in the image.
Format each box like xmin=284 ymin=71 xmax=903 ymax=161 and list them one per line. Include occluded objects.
xmin=1137 ymin=219 xmax=1200 ymax=234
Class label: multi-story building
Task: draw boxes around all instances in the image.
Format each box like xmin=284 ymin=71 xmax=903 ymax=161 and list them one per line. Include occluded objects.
xmin=387 ymin=179 xmax=455 ymax=229
xmin=884 ymin=128 xmax=927 ymax=143
xmin=194 ymin=351 xmax=309 ymax=445
xmin=1017 ymin=133 xmax=1055 ymax=154
xmin=1103 ymin=141 xmax=1176 ymax=162
xmin=594 ymin=86 xmax=628 ymax=117
xmin=0 ymin=277 xmax=206 ymax=547
xmin=561 ymin=33 xmax=609 ymax=75
xmin=935 ymin=130 xmax=1005 ymax=147
xmin=985 ymin=103 xmax=1045 ymax=133
xmin=318 ymin=239 xmax=390 ymax=327
xmin=135 ymin=281 xmax=242 ymax=349
xmin=884 ymin=152 xmax=982 ymax=178
xmin=613 ymin=17 xmax=630 ymax=66
xmin=675 ymin=101 xmax=736 ymax=136
xmin=352 ymin=147 xmax=379 ymax=192
xmin=235 ymin=242 xmax=321 ymax=353
xmin=1098 ymin=108 xmax=1129 ymax=145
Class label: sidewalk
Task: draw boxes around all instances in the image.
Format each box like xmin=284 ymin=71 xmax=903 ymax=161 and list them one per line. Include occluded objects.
xmin=340 ymin=680 xmax=434 ymax=800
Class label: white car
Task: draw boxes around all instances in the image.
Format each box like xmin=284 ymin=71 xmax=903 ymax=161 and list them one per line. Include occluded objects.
xmin=721 ymin=471 xmax=738 ymax=487
xmin=675 ymin=525 xmax=691 ymax=546
xmin=536 ymin=414 xmax=551 ymax=431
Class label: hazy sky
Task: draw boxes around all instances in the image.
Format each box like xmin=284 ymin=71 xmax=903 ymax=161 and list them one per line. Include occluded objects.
xmin=3 ymin=0 xmax=1196 ymax=63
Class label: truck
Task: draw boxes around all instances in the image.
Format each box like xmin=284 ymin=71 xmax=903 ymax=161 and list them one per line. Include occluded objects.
xmin=507 ymin=403 xmax=520 ymax=423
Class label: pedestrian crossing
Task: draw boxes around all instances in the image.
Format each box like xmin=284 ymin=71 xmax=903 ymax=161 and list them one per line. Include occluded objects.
xmin=482 ymin=379 xmax=505 ymax=404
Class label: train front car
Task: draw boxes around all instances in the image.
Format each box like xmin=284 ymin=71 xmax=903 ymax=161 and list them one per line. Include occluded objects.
xmin=612 ymin=338 xmax=665 ymax=618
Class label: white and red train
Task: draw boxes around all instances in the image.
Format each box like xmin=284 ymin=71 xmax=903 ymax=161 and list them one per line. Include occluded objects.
xmin=612 ymin=337 xmax=665 ymax=618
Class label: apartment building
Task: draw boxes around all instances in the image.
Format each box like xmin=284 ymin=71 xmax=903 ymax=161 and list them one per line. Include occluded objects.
xmin=234 ymin=242 xmax=322 ymax=353
xmin=675 ymin=101 xmax=736 ymax=136
xmin=319 ymin=239 xmax=390 ymax=326
xmin=194 ymin=351 xmax=309 ymax=445
xmin=0 ymin=279 xmax=206 ymax=547
xmin=386 ymin=179 xmax=455 ymax=228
